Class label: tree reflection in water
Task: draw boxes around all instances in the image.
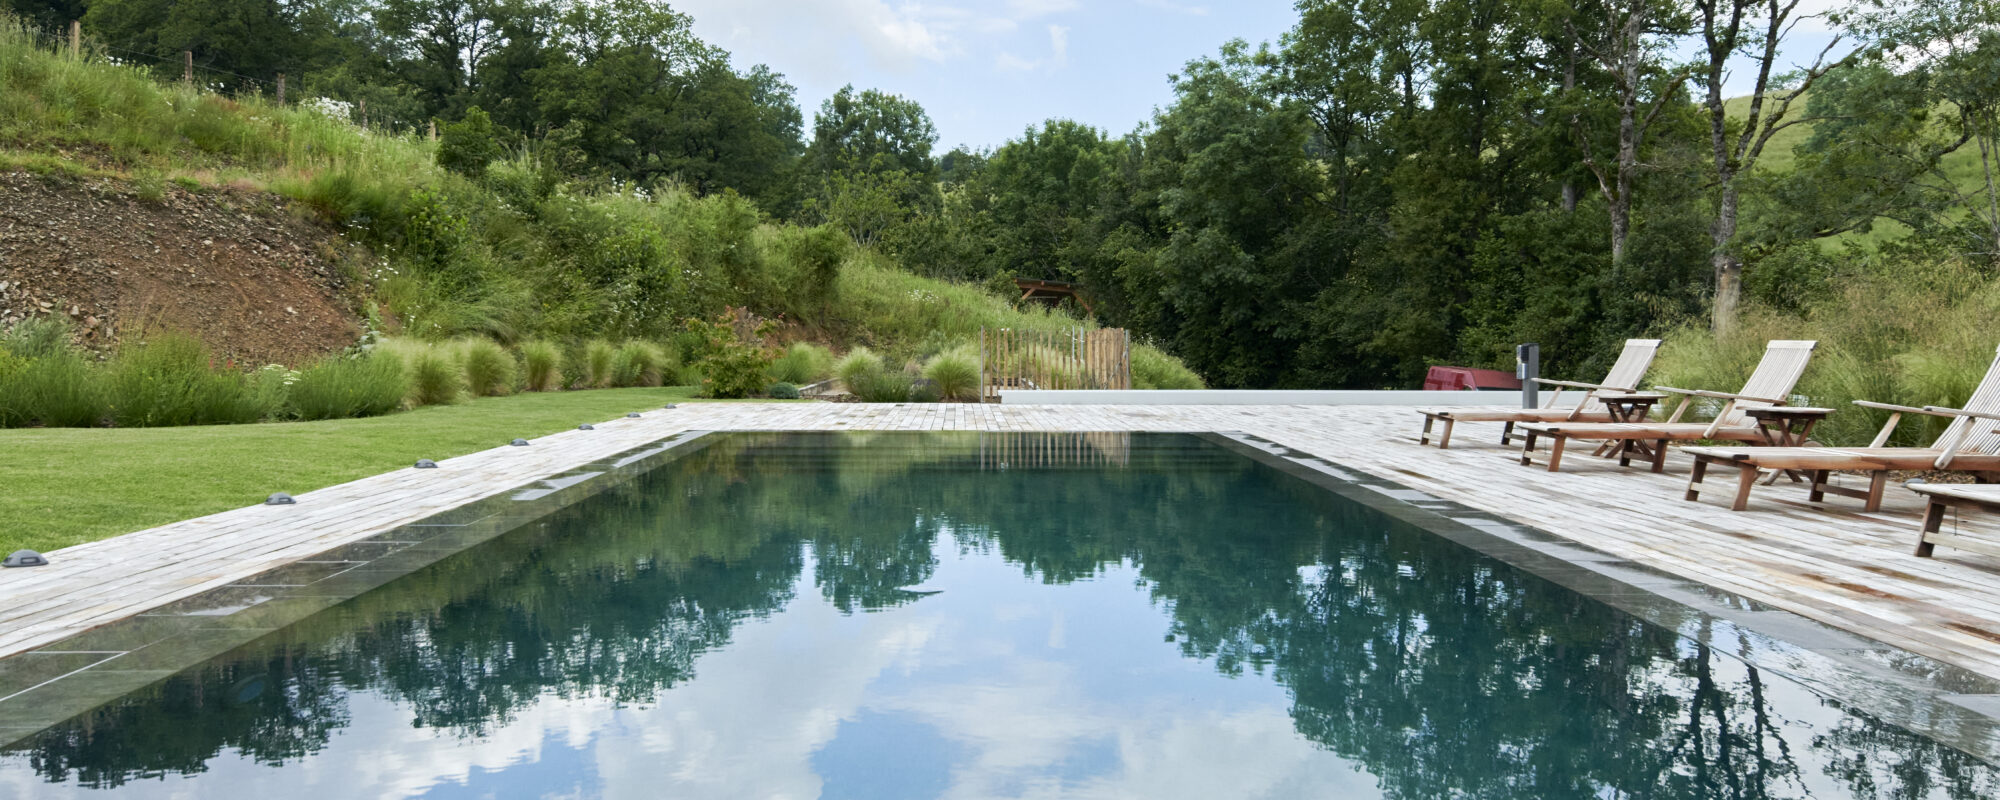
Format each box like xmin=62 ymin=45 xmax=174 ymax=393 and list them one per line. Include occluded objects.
xmin=9 ymin=432 xmax=1998 ymax=797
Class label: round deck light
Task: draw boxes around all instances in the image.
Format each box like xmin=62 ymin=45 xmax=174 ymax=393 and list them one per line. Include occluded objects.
xmin=627 ymin=412 xmax=642 ymax=418
xmin=578 ymin=423 xmax=595 ymax=431
xmin=414 ymin=459 xmax=439 ymax=469
xmin=265 ymin=492 xmax=296 ymax=505
xmin=664 ymin=403 xmax=678 ymax=409
xmin=3 ymin=549 xmax=49 ymax=568
xmin=511 ymin=438 xmax=531 ymax=447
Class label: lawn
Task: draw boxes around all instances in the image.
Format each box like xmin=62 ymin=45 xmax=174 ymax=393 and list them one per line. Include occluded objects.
xmin=0 ymin=387 xmax=764 ymax=553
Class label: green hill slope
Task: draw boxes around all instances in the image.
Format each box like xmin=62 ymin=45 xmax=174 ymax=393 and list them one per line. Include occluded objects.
xmin=0 ymin=22 xmax=1201 ymax=387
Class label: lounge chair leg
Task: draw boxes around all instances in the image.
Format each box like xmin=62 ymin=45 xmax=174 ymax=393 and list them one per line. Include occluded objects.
xmin=1731 ymin=464 xmax=1758 ymax=511
xmin=1546 ymin=436 xmax=1566 ymax=472
xmin=1916 ymin=499 xmax=1946 ymax=558
xmin=1808 ymin=470 xmax=1828 ymax=503
xmin=1864 ymin=472 xmax=1888 ymax=512
xmin=1499 ymin=421 xmax=1512 ymax=446
xmin=1439 ymin=419 xmax=1454 ymax=450
xmin=1420 ymin=415 xmax=1433 ymax=446
xmin=1650 ymin=439 xmax=1669 ymax=473
xmin=1685 ymin=458 xmax=1708 ymax=502
xmin=1519 ymin=432 xmax=1539 ymax=466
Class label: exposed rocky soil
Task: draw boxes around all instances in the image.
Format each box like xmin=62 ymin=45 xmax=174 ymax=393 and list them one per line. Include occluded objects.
xmin=0 ymin=170 xmax=365 ymax=365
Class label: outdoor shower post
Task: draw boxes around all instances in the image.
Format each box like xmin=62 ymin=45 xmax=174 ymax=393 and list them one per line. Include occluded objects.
xmin=1516 ymin=343 xmax=1540 ymax=409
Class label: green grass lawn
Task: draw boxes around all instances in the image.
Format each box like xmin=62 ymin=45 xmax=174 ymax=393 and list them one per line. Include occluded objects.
xmin=0 ymin=387 xmax=771 ymax=553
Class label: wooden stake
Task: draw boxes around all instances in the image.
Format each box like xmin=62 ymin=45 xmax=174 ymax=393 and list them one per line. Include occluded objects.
xmin=275 ymin=73 xmax=285 ymax=106
xmin=429 ymin=119 xmax=438 ymax=141
xmin=68 ymin=20 xmax=79 ymax=60
xmin=183 ymin=50 xmax=193 ymax=85
xmin=359 ymin=98 xmax=367 ymax=130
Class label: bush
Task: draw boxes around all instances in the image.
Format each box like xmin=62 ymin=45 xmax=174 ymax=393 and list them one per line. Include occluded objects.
xmin=459 ymin=338 xmax=516 ymax=397
xmin=106 ymin=334 xmax=270 ymax=427
xmin=769 ymin=382 xmax=801 ymax=399
xmin=922 ymin=348 xmax=979 ymax=400
xmin=848 ymin=368 xmax=914 ymax=403
xmin=1132 ymin=345 xmax=1206 ymax=390
xmin=520 ymin=340 xmax=564 ymax=392
xmin=908 ymin=378 xmax=942 ymax=404
xmin=835 ymin=347 xmax=884 ymax=391
xmin=769 ymin=342 xmax=836 ymax=385
xmin=0 ymin=326 xmax=108 ymax=427
xmin=583 ymin=339 xmax=617 ymax=388
xmin=436 ymin=106 xmax=503 ymax=179
xmin=684 ymin=312 xmax=777 ymax=398
xmin=612 ymin=341 xmax=670 ymax=387
xmin=286 ymin=354 xmax=408 ymax=420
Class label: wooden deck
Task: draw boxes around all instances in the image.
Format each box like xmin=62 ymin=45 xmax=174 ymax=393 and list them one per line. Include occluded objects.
xmin=6 ymin=402 xmax=2000 ymax=684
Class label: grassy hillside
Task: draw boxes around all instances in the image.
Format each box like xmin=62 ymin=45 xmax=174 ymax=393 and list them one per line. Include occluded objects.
xmin=0 ymin=21 xmax=1200 ymax=386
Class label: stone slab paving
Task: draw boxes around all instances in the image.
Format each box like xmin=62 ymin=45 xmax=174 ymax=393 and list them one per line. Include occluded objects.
xmin=5 ymin=401 xmax=2000 ymax=685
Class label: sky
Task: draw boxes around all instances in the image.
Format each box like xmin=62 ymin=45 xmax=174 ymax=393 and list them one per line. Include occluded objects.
xmin=669 ymin=0 xmax=1303 ymax=151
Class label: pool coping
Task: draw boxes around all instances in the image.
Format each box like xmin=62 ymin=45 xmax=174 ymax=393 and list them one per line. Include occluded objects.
xmin=1 ymin=427 xmax=1997 ymax=769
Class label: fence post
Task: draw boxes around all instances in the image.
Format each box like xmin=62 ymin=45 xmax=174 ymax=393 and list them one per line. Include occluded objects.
xmin=275 ymin=73 xmax=285 ymax=106
xmin=68 ymin=20 xmax=79 ymax=60
xmin=182 ymin=51 xmax=192 ymax=85
xmin=977 ymin=327 xmax=987 ymax=403
xmin=359 ymin=98 xmax=368 ymax=130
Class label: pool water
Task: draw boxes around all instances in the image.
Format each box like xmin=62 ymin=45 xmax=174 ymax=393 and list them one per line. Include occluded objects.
xmin=2 ymin=432 xmax=1995 ymax=798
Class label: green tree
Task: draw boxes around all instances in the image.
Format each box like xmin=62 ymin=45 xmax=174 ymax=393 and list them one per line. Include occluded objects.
xmin=436 ymin=105 xmax=503 ymax=178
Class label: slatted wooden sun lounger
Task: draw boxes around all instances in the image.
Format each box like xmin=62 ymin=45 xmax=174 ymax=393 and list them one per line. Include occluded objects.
xmin=1515 ymin=340 xmax=1818 ymax=473
xmin=1416 ymin=339 xmax=1662 ymax=448
xmin=1682 ymin=344 xmax=2000 ymax=511
xmin=1909 ymin=482 xmax=2000 ymax=557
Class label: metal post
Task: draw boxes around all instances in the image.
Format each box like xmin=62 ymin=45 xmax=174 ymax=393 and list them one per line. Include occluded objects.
xmin=1516 ymin=343 xmax=1541 ymax=409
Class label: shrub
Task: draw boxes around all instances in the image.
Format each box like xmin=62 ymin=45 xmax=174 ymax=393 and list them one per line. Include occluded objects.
xmin=286 ymin=354 xmax=408 ymax=420
xmin=459 ymin=338 xmax=516 ymax=396
xmin=520 ymin=340 xmax=564 ymax=392
xmin=1132 ymin=346 xmax=1206 ymax=390
xmin=583 ymin=339 xmax=617 ymax=388
xmin=407 ymin=347 xmax=463 ymax=406
xmin=769 ymin=382 xmax=801 ymax=399
xmin=835 ymin=347 xmax=884 ymax=391
xmin=922 ymin=348 xmax=979 ymax=400
xmin=0 ymin=335 xmax=107 ymax=428
xmin=612 ymin=341 xmax=670 ymax=387
xmin=769 ymin=342 xmax=836 ymax=385
xmin=106 ymin=334 xmax=270 ymax=427
xmin=436 ymin=106 xmax=503 ymax=179
xmin=684 ymin=312 xmax=776 ymax=398
xmin=908 ymin=378 xmax=942 ymax=404
xmin=848 ymin=368 xmax=913 ymax=403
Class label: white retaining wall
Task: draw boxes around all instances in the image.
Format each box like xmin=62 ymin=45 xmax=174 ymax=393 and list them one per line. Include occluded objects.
xmin=996 ymin=389 xmax=1562 ymax=406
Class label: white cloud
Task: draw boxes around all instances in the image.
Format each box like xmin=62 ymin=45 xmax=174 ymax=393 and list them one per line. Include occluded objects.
xmin=1009 ymin=0 xmax=1081 ymax=18
xmin=1137 ymin=0 xmax=1210 ymax=15
xmin=1049 ymin=24 xmax=1071 ymax=64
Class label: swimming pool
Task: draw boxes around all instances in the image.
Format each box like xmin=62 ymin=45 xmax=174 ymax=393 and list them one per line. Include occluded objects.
xmin=1 ymin=432 xmax=1996 ymax=797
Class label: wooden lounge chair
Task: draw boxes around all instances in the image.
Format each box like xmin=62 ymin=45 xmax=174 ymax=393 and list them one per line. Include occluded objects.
xmin=1909 ymin=482 xmax=2000 ymax=557
xmin=1515 ymin=340 xmax=1818 ymax=473
xmin=1417 ymin=339 xmax=1662 ymax=449
xmin=1683 ymin=345 xmax=2000 ymax=511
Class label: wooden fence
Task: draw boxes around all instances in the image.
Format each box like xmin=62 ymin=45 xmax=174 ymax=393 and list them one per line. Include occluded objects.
xmin=978 ymin=327 xmax=1131 ymax=400
xmin=977 ymin=432 xmax=1132 ymax=469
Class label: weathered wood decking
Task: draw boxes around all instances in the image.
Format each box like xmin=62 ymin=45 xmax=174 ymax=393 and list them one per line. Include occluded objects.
xmin=5 ymin=402 xmax=2000 ymax=682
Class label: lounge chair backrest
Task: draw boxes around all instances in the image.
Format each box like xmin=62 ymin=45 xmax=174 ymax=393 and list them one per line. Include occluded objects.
xmin=1937 ymin=344 xmax=2000 ymax=456
xmin=1720 ymin=340 xmax=1818 ymax=427
xmin=1578 ymin=339 xmax=1663 ymax=412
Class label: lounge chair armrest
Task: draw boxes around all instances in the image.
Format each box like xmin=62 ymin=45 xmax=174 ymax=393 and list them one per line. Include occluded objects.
xmin=1533 ymin=378 xmax=1616 ymax=390
xmin=1654 ymin=387 xmax=1785 ymax=403
xmin=1853 ymin=400 xmax=1958 ymax=417
xmin=1925 ymin=405 xmax=2000 ymax=422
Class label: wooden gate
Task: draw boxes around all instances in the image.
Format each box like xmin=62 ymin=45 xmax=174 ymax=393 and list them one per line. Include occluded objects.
xmin=978 ymin=327 xmax=1131 ymax=400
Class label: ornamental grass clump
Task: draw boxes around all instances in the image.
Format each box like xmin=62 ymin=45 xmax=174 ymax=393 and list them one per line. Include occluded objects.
xmin=834 ymin=347 xmax=883 ymax=391
xmin=583 ymin=339 xmax=617 ymax=388
xmin=285 ymin=353 xmax=409 ymax=419
xmin=769 ymin=342 xmax=836 ymax=385
xmin=612 ymin=341 xmax=670 ymax=387
xmin=106 ymin=333 xmax=270 ymax=427
xmin=0 ymin=319 xmax=107 ymax=428
xmin=922 ymin=347 xmax=979 ymax=400
xmin=519 ymin=340 xmax=564 ymax=391
xmin=459 ymin=338 xmax=516 ymax=397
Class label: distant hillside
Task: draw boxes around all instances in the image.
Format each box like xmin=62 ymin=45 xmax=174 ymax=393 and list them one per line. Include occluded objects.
xmin=0 ymin=22 xmax=1200 ymax=384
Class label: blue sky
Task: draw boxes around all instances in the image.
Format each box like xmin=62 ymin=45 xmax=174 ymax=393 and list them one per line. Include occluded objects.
xmin=671 ymin=0 xmax=1303 ymax=151
xmin=669 ymin=0 xmax=1853 ymax=153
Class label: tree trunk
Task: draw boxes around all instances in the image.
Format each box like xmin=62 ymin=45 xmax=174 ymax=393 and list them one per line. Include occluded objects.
xmin=1711 ymin=183 xmax=1741 ymax=334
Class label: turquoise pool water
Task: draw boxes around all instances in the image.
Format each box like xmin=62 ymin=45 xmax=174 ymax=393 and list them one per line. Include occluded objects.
xmin=1 ymin=432 xmax=1995 ymax=798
